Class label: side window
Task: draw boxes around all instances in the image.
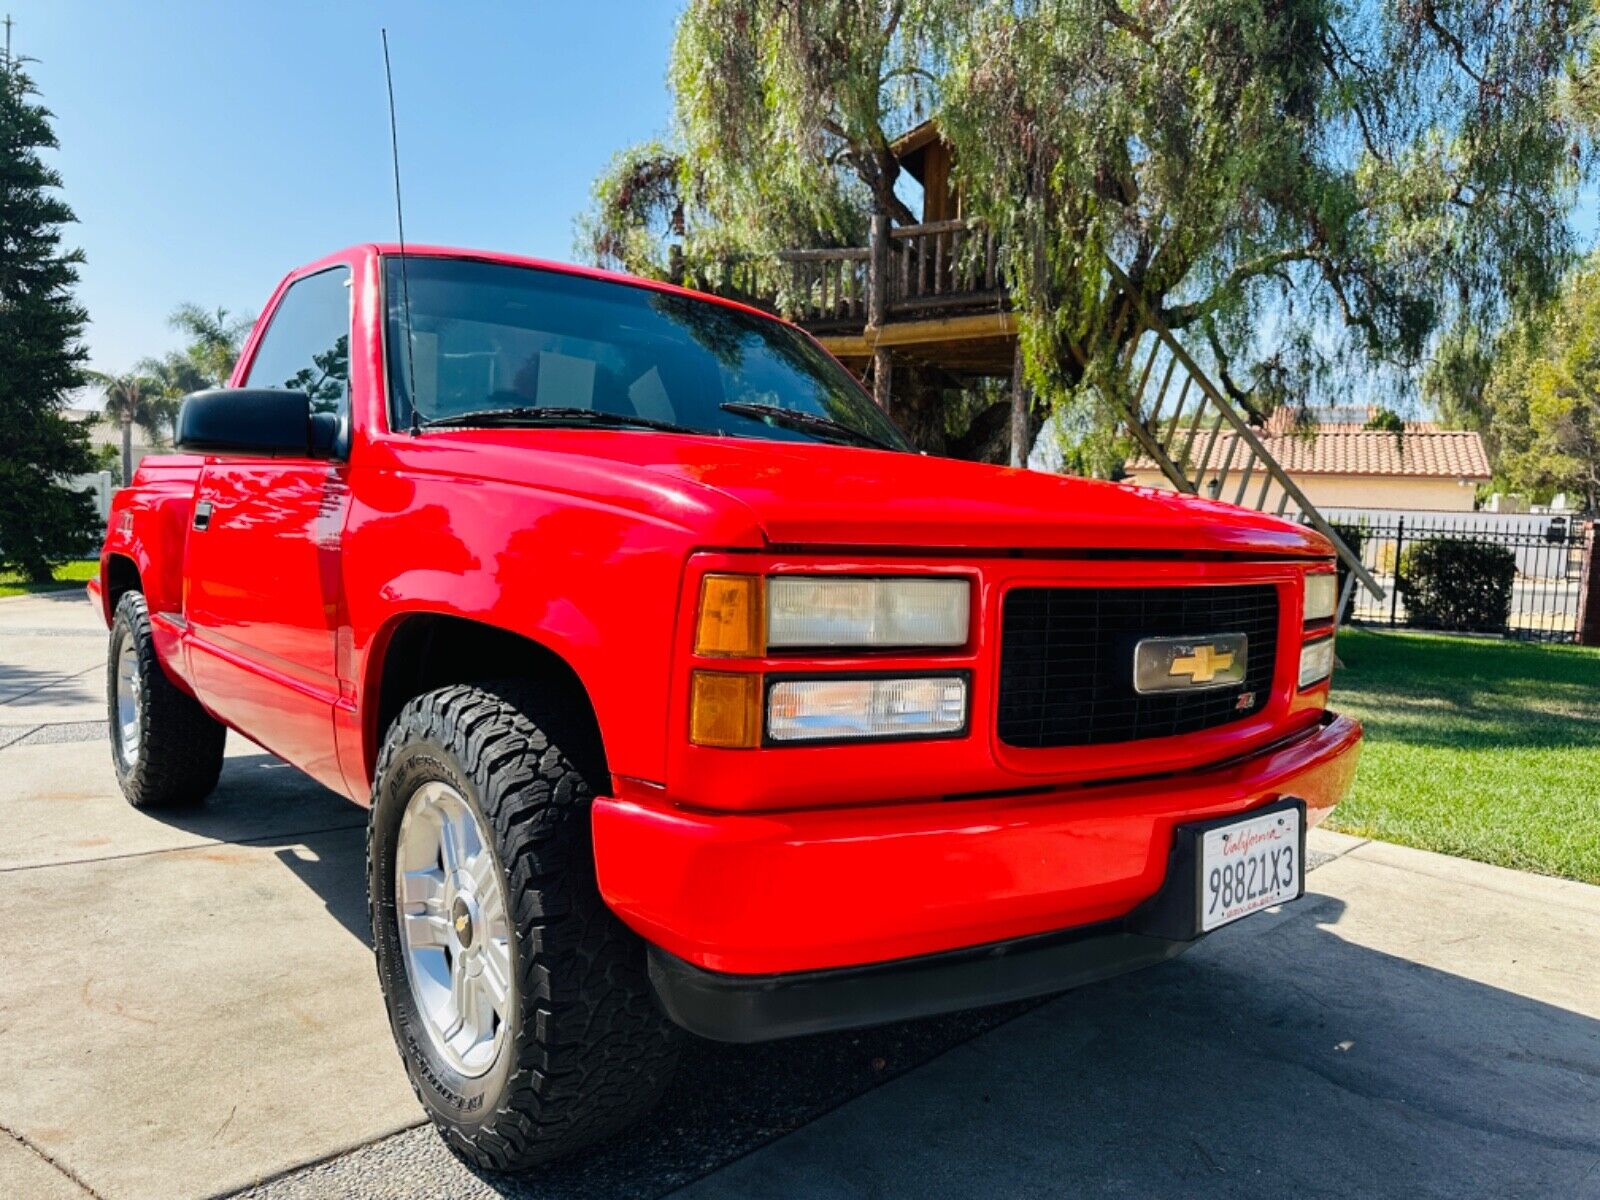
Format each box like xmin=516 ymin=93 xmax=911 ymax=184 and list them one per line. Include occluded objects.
xmin=244 ymin=267 xmax=351 ymax=417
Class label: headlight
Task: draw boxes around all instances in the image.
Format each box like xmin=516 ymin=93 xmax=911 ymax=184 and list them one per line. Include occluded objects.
xmin=766 ymin=675 xmax=968 ymax=743
xmin=1303 ymin=572 xmax=1337 ymax=624
xmin=1298 ymin=637 xmax=1336 ymax=688
xmin=767 ymin=577 xmax=969 ymax=649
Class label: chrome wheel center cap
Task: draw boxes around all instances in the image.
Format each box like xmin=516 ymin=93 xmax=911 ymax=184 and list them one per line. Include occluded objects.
xmin=450 ymin=893 xmax=477 ymax=951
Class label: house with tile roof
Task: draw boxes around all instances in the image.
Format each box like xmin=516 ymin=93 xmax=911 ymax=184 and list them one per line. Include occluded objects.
xmin=63 ymin=406 xmax=162 ymax=476
xmin=1122 ymin=410 xmax=1492 ymax=513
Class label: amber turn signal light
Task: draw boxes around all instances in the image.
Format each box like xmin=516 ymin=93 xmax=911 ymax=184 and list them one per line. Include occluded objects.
xmin=695 ymin=574 xmax=765 ymax=657
xmin=689 ymin=670 xmax=761 ymax=748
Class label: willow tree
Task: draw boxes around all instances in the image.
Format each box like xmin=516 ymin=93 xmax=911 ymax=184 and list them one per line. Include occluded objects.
xmin=584 ymin=0 xmax=1593 ymax=464
xmin=940 ymin=0 xmax=1596 ymax=469
xmin=584 ymin=3 xmax=944 ymax=282
xmin=671 ymin=0 xmax=946 ymax=234
xmin=668 ymin=1 xmax=1022 ymax=450
xmin=579 ymin=142 xmax=694 ymax=280
xmin=580 ymin=39 xmax=897 ymax=292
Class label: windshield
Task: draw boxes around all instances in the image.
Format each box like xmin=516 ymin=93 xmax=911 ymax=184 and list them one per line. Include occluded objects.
xmin=383 ymin=256 xmax=910 ymax=452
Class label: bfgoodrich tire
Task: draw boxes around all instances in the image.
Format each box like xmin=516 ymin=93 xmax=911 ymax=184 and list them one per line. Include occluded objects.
xmin=107 ymin=591 xmax=226 ymax=809
xmin=368 ymin=682 xmax=679 ymax=1171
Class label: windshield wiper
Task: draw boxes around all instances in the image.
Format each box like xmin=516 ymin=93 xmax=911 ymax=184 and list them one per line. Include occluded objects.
xmin=420 ymin=406 xmax=703 ymax=435
xmin=718 ymin=401 xmax=899 ymax=452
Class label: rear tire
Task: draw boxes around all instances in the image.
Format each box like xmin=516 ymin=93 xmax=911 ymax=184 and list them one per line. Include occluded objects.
xmin=368 ymin=682 xmax=680 ymax=1171
xmin=108 ymin=591 xmax=226 ymax=809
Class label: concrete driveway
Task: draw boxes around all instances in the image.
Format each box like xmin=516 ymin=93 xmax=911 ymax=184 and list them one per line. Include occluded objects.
xmin=3 ymin=590 xmax=1597 ymax=1199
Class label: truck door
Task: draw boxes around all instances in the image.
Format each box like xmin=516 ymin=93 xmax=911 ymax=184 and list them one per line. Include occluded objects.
xmin=183 ymin=266 xmax=353 ymax=789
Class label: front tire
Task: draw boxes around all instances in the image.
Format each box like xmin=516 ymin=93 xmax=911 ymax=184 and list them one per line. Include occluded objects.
xmin=108 ymin=591 xmax=226 ymax=809
xmin=368 ymin=682 xmax=679 ymax=1171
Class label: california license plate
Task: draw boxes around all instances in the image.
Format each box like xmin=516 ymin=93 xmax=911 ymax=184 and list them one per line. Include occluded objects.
xmin=1200 ymin=806 xmax=1302 ymax=932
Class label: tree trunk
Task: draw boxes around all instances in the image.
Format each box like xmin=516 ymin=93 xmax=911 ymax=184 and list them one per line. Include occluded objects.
xmin=120 ymin=415 xmax=132 ymax=486
xmin=871 ymin=348 xmax=892 ymax=411
xmin=1009 ymin=342 xmax=1029 ymax=468
xmin=888 ymin=362 xmax=949 ymax=455
xmin=950 ymin=400 xmax=1014 ymax=464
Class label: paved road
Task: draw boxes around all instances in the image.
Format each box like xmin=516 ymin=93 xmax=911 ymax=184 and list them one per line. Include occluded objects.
xmin=2 ymin=590 xmax=1597 ymax=1199
xmin=1348 ymin=576 xmax=1583 ymax=631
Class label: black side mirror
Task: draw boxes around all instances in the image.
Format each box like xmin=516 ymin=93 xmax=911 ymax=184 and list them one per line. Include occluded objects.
xmin=175 ymin=389 xmax=337 ymax=458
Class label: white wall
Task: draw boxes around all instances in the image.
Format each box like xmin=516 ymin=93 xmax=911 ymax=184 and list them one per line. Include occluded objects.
xmin=1123 ymin=469 xmax=1481 ymax=513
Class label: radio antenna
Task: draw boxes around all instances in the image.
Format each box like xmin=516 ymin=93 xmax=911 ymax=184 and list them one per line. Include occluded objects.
xmin=381 ymin=28 xmax=421 ymax=436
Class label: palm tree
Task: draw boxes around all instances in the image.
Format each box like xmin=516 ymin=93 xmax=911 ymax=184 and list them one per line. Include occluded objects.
xmin=136 ymin=351 xmax=207 ymax=439
xmin=89 ymin=371 xmax=165 ymax=486
xmin=168 ymin=303 xmax=254 ymax=387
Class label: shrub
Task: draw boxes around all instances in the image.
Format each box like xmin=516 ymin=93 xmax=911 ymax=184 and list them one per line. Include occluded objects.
xmin=1398 ymin=537 xmax=1516 ymax=633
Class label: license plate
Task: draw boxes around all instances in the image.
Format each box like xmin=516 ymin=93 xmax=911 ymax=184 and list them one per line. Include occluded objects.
xmin=1200 ymin=806 xmax=1301 ymax=931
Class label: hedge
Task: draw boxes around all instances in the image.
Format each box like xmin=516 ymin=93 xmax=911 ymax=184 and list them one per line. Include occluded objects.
xmin=1398 ymin=536 xmax=1516 ymax=633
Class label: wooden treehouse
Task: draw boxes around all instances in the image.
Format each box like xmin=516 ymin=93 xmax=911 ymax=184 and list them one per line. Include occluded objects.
xmin=704 ymin=120 xmax=1025 ymax=446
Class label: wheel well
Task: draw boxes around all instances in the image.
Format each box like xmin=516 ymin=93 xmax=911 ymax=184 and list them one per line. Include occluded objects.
xmin=372 ymin=615 xmax=610 ymax=790
xmin=106 ymin=555 xmax=141 ymax=607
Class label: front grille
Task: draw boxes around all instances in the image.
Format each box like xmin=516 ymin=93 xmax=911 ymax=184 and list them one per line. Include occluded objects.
xmin=997 ymin=584 xmax=1279 ymax=748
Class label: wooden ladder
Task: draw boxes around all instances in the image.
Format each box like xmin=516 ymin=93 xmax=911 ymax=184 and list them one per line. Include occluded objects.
xmin=1099 ymin=260 xmax=1384 ymax=618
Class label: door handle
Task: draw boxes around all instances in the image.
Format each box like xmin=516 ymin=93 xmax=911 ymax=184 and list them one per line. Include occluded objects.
xmin=193 ymin=501 xmax=213 ymax=531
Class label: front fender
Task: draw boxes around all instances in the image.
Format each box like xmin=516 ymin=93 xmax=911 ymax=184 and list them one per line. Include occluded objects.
xmin=341 ymin=471 xmax=701 ymax=790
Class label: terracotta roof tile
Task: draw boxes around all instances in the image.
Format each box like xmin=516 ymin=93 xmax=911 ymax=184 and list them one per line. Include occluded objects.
xmin=1128 ymin=429 xmax=1491 ymax=480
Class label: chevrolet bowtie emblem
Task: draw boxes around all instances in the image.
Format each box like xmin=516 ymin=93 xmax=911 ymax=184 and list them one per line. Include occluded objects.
xmin=1133 ymin=633 xmax=1248 ymax=694
xmin=1169 ymin=644 xmax=1234 ymax=684
xmin=455 ymin=914 xmax=470 ymax=933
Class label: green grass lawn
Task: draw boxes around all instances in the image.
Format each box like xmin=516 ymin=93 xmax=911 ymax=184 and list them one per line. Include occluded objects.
xmin=1328 ymin=627 xmax=1600 ymax=885
xmin=0 ymin=558 xmax=97 ymax=598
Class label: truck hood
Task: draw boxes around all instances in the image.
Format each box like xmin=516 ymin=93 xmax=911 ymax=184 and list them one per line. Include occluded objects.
xmin=535 ymin=433 xmax=1331 ymax=558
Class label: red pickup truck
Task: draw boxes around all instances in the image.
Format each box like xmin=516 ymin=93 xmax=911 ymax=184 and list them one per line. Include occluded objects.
xmin=89 ymin=244 xmax=1360 ymax=1170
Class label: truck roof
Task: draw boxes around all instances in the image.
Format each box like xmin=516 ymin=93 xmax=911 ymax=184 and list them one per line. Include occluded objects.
xmin=312 ymin=242 xmax=789 ymax=328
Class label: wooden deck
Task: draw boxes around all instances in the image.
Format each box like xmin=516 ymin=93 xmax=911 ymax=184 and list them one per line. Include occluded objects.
xmin=702 ymin=215 xmax=1018 ymax=380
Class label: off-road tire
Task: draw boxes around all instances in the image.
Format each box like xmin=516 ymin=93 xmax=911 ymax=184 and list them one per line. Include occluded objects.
xmin=108 ymin=591 xmax=227 ymax=809
xmin=368 ymin=682 xmax=680 ymax=1171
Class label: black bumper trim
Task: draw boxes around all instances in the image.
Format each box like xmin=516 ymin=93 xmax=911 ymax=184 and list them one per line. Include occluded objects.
xmin=648 ymin=796 xmax=1306 ymax=1043
xmin=649 ymin=925 xmax=1190 ymax=1044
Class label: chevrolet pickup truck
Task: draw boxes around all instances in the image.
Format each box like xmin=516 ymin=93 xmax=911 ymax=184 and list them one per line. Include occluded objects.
xmin=89 ymin=244 xmax=1361 ymax=1171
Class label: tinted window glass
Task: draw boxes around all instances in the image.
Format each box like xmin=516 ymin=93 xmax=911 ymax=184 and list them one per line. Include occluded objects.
xmin=383 ymin=257 xmax=908 ymax=451
xmin=245 ymin=267 xmax=351 ymax=416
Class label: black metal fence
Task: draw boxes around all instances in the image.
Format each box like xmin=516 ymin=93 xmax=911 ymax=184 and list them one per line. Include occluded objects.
xmin=1335 ymin=513 xmax=1592 ymax=642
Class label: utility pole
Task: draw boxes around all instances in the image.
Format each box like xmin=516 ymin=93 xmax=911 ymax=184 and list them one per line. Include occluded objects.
xmin=3 ymin=15 xmax=12 ymax=70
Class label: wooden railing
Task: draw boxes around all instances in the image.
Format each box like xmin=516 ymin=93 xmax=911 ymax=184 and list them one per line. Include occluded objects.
xmin=886 ymin=218 xmax=1004 ymax=314
xmin=775 ymin=247 xmax=871 ymax=326
xmin=694 ymin=216 xmax=1007 ymax=329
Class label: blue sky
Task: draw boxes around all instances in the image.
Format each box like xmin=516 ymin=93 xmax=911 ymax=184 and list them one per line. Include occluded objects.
xmin=8 ymin=1 xmax=681 ymax=381
xmin=10 ymin=2 xmax=1596 ymax=404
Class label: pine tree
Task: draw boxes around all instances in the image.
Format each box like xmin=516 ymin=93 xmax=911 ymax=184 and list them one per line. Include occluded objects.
xmin=0 ymin=51 xmax=98 ymax=581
